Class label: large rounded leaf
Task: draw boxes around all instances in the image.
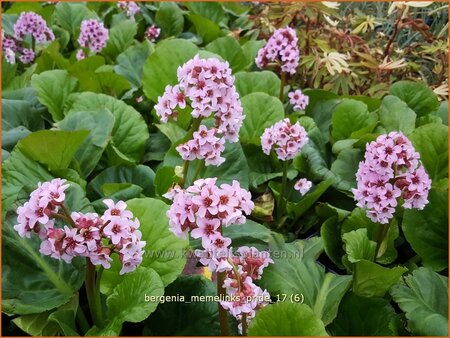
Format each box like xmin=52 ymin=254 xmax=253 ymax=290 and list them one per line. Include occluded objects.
xmin=259 ymin=238 xmax=351 ymax=325
xmin=205 ymin=36 xmax=247 ymax=72
xmin=234 ymin=71 xmax=280 ymax=98
xmin=390 ymin=80 xmax=439 ymax=117
xmin=390 ymin=267 xmax=448 ymax=336
xmin=142 ymin=39 xmax=199 ymax=102
xmin=409 ymin=123 xmax=448 ymax=183
xmin=402 ymin=189 xmax=448 ymax=271
xmin=240 ymin=93 xmax=284 ymax=145
xmin=65 ymin=92 xmax=149 ymax=165
xmin=248 ymin=302 xmax=328 ymax=336
xmin=328 ymin=292 xmax=397 ymax=335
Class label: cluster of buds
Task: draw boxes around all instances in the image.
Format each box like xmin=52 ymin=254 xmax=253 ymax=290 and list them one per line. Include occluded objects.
xmin=117 ymin=1 xmax=140 ymax=19
xmin=14 ymin=179 xmax=145 ymax=275
xmin=353 ymin=131 xmax=431 ymax=224
xmin=261 ymin=118 xmax=309 ymax=161
xmin=288 ymin=89 xmax=309 ymax=111
xmin=145 ymin=25 xmax=160 ymax=42
xmin=77 ymin=19 xmax=109 ymax=59
xmin=155 ymin=56 xmax=244 ymax=165
xmin=220 ymin=247 xmax=273 ymax=334
xmin=256 ymin=27 xmax=300 ymax=74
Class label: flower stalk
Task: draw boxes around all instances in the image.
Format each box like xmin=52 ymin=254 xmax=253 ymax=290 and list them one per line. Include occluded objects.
xmin=85 ymin=259 xmax=104 ymax=328
xmin=217 ymin=270 xmax=230 ymax=336
xmin=277 ymin=160 xmax=289 ymax=223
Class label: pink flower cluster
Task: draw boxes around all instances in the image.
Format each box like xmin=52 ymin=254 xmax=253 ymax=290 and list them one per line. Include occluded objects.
xmin=155 ymin=57 xmax=244 ymax=154
xmin=353 ymin=132 xmax=432 ymax=224
xmin=294 ymin=178 xmax=312 ymax=196
xmin=288 ymin=89 xmax=309 ymax=111
xmin=145 ymin=25 xmax=160 ymax=42
xmin=220 ymin=247 xmax=272 ymax=333
xmin=78 ymin=19 xmax=109 ymax=54
xmin=117 ymin=1 xmax=140 ymax=19
xmin=19 ymin=48 xmax=35 ymax=64
xmin=176 ymin=125 xmax=226 ymax=166
xmin=14 ymin=179 xmax=145 ymax=275
xmin=256 ymin=27 xmax=300 ymax=75
xmin=261 ymin=118 xmax=309 ymax=161
xmin=13 ymin=12 xmax=55 ymax=44
xmin=2 ymin=31 xmax=18 ymax=64
xmin=165 ymin=178 xmax=253 ymax=266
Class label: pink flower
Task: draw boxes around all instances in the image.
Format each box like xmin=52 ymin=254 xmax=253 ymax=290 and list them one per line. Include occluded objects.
xmin=294 ymin=178 xmax=312 ymax=196
xmin=155 ymin=56 xmax=244 ymax=165
xmin=117 ymin=1 xmax=140 ymax=19
xmin=288 ymin=89 xmax=309 ymax=111
xmin=176 ymin=125 xmax=225 ymax=166
xmin=76 ymin=49 xmax=85 ymax=61
xmin=256 ymin=27 xmax=299 ymax=75
xmin=102 ymin=199 xmax=133 ymax=220
xmin=61 ymin=226 xmax=86 ymax=261
xmin=14 ymin=12 xmax=54 ymax=44
xmin=191 ymin=217 xmax=221 ymax=247
xmin=353 ymin=132 xmax=431 ymax=223
xmin=261 ymin=118 xmax=309 ymax=161
xmin=145 ymin=25 xmax=160 ymax=42
xmin=78 ymin=19 xmax=109 ymax=54
xmin=19 ymin=48 xmax=35 ymax=64
xmin=102 ymin=217 xmax=131 ymax=245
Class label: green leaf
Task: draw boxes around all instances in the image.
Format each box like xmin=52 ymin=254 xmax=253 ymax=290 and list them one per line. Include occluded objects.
xmin=342 ymin=208 xmax=399 ymax=264
xmin=102 ymin=20 xmax=138 ymax=60
xmin=155 ymin=2 xmax=184 ymax=38
xmin=155 ymin=122 xmax=187 ymax=144
xmin=34 ymin=41 xmax=70 ymax=73
xmin=101 ymin=198 xmax=188 ymax=294
xmin=259 ymin=238 xmax=351 ymax=325
xmin=205 ymin=36 xmax=247 ymax=72
xmin=342 ymin=228 xmax=376 ymax=263
xmin=87 ymin=164 xmax=155 ymax=200
xmin=378 ymin=95 xmax=416 ymax=134
xmin=57 ymin=109 xmax=115 ymax=177
xmin=390 ymin=267 xmax=448 ymax=336
xmin=74 ymin=71 xmax=131 ymax=97
xmin=154 ymin=166 xmax=177 ymax=197
xmin=409 ymin=123 xmax=448 ymax=183
xmin=402 ymin=189 xmax=448 ymax=271
xmin=331 ymin=99 xmax=377 ymax=141
xmin=353 ymin=260 xmax=407 ymax=298
xmin=240 ymin=93 xmax=284 ymax=144
xmin=115 ymin=41 xmax=153 ymax=88
xmin=93 ymin=267 xmax=164 ymax=335
xmin=248 ymin=302 xmax=328 ymax=336
xmin=390 ymin=80 xmax=439 ymax=117
xmin=31 ymin=70 xmax=78 ymax=122
xmin=328 ymin=292 xmax=397 ymax=336
xmin=320 ymin=216 xmax=345 ymax=269
xmin=185 ymin=2 xmax=227 ymax=24
xmin=2 ymin=99 xmax=44 ymax=151
xmin=329 ymin=148 xmax=363 ymax=191
xmin=188 ymin=13 xmax=222 ymax=44
xmin=2 ymin=217 xmax=85 ymax=315
xmin=12 ymin=295 xmax=78 ymax=336
xmin=18 ymin=130 xmax=89 ymax=171
xmin=144 ymin=275 xmax=221 ymax=335
xmin=234 ymin=71 xmax=280 ymax=98
xmin=53 ymin=2 xmax=94 ymax=36
xmin=241 ymin=40 xmax=266 ymax=68
xmin=143 ymin=39 xmax=199 ymax=102
xmin=66 ymin=92 xmax=149 ymax=164
xmin=432 ymin=101 xmax=448 ymax=125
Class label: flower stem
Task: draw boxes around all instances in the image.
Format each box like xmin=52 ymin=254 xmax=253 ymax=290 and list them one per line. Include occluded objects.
xmin=279 ymin=72 xmax=286 ymax=102
xmin=217 ymin=270 xmax=230 ymax=336
xmin=76 ymin=306 xmax=90 ymax=335
xmin=241 ymin=313 xmax=248 ymax=336
xmin=374 ymin=221 xmax=391 ymax=260
xmin=277 ymin=161 xmax=288 ymax=223
xmin=60 ymin=204 xmax=77 ymax=228
xmin=85 ymin=259 xmax=104 ymax=328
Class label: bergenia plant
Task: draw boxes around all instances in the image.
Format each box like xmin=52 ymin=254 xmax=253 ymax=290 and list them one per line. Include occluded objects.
xmin=76 ymin=19 xmax=109 ymax=60
xmin=164 ymin=178 xmax=272 ymax=334
xmin=14 ymin=178 xmax=145 ymax=328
